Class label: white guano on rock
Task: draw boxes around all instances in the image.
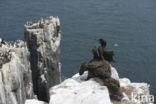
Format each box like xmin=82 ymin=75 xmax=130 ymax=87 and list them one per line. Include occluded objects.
xmin=24 ymin=16 xmax=61 ymax=102
xmin=49 ymin=66 xmax=151 ymax=104
xmin=25 ymin=99 xmax=48 ymax=104
xmin=0 ymin=39 xmax=34 ymax=104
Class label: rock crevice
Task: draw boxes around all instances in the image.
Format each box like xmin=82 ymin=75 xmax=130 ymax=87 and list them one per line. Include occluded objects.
xmin=0 ymin=16 xmax=61 ymax=104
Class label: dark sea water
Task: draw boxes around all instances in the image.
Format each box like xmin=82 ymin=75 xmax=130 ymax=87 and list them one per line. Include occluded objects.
xmin=0 ymin=0 xmax=156 ymax=97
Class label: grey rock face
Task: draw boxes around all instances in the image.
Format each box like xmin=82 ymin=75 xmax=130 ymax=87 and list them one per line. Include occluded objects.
xmin=0 ymin=39 xmax=34 ymax=104
xmin=24 ymin=16 xmax=61 ymax=102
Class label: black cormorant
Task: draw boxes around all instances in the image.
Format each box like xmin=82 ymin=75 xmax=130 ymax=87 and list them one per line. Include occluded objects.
xmin=97 ymin=38 xmax=115 ymax=62
xmin=98 ymin=38 xmax=107 ymax=48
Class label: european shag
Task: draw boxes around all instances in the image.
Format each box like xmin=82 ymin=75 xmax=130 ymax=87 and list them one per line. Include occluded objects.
xmin=79 ymin=46 xmax=111 ymax=80
xmin=97 ymin=38 xmax=115 ymax=62
xmin=98 ymin=38 xmax=107 ymax=48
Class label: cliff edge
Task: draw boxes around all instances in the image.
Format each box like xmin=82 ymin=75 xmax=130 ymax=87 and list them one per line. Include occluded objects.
xmin=48 ymin=66 xmax=151 ymax=104
xmin=25 ymin=65 xmax=151 ymax=104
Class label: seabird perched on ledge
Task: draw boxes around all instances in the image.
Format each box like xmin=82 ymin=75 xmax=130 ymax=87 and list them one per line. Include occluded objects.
xmin=97 ymin=38 xmax=115 ymax=63
xmin=98 ymin=38 xmax=107 ymax=48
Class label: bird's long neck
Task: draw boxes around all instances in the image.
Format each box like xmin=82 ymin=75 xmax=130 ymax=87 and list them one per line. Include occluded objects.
xmin=92 ymin=46 xmax=99 ymax=60
xmin=93 ymin=52 xmax=98 ymax=59
xmin=98 ymin=46 xmax=104 ymax=60
xmin=101 ymin=43 xmax=106 ymax=48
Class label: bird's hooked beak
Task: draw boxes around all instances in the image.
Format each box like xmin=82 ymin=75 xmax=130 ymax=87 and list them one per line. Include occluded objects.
xmin=94 ymin=39 xmax=100 ymax=42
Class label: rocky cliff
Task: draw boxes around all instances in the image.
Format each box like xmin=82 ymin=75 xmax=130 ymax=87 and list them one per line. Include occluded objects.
xmin=25 ymin=66 xmax=151 ymax=104
xmin=48 ymin=66 xmax=151 ymax=104
xmin=0 ymin=16 xmax=62 ymax=103
xmin=0 ymin=16 xmax=152 ymax=104
xmin=0 ymin=39 xmax=34 ymax=104
xmin=24 ymin=16 xmax=61 ymax=102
